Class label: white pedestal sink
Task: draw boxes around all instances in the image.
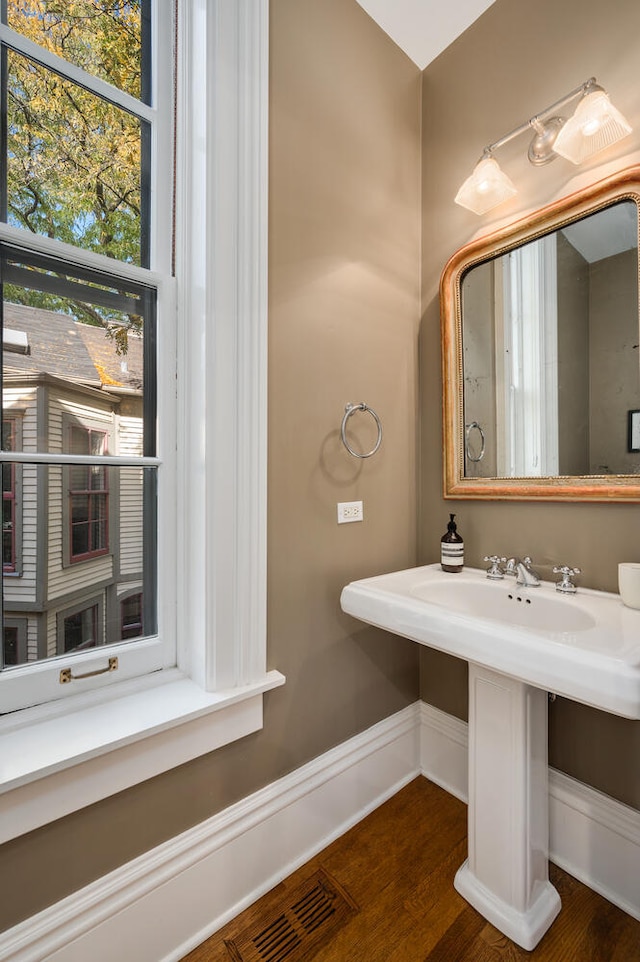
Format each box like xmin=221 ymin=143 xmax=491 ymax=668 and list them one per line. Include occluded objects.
xmin=340 ymin=564 xmax=640 ymax=950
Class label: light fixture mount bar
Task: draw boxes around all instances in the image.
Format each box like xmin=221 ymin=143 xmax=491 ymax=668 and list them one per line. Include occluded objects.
xmin=481 ymin=78 xmax=596 ymax=158
xmin=456 ymin=77 xmax=631 ymax=215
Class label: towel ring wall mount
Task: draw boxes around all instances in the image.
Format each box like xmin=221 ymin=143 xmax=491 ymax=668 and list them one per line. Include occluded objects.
xmin=340 ymin=402 xmax=383 ymax=459
xmin=465 ymin=421 xmax=486 ymax=463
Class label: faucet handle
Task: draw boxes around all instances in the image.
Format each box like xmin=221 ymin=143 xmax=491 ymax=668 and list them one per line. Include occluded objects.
xmin=553 ymin=565 xmax=582 ymax=593
xmin=484 ymin=555 xmax=507 ymax=579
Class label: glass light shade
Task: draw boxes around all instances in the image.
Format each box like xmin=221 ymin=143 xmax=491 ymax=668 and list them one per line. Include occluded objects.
xmin=552 ymin=90 xmax=632 ymax=165
xmin=454 ymin=156 xmax=517 ymax=215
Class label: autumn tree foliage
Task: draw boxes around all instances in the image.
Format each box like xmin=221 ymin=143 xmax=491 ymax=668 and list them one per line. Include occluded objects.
xmin=6 ymin=1 xmax=144 ymax=261
xmin=4 ymin=2 xmax=146 ymax=336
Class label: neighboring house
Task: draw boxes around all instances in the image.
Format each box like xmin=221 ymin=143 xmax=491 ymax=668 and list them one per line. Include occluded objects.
xmin=2 ymin=302 xmax=145 ymax=664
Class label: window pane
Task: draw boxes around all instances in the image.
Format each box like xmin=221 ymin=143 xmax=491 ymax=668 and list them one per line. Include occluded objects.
xmin=64 ymin=605 xmax=98 ymax=653
xmin=2 ymin=420 xmax=14 ymax=449
xmin=3 ymin=626 xmax=18 ymax=665
xmin=121 ymin=592 xmax=143 ymax=639
xmin=71 ymin=493 xmax=91 ymax=557
xmin=5 ymin=1 xmax=149 ymax=104
xmin=3 ymin=496 xmax=14 ymax=566
xmin=90 ymin=432 xmax=106 ymax=458
xmin=90 ymin=463 xmax=109 ymax=490
xmin=2 ymin=417 xmax=17 ymax=570
xmin=6 ymin=50 xmax=148 ymax=265
xmin=1 ymin=464 xmax=156 ymax=668
xmin=69 ymin=427 xmax=91 ymax=457
xmin=2 ymin=245 xmax=155 ymax=457
xmin=70 ymin=465 xmax=89 ymax=491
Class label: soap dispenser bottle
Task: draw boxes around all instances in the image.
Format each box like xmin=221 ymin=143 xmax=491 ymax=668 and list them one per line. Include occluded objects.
xmin=441 ymin=513 xmax=464 ymax=573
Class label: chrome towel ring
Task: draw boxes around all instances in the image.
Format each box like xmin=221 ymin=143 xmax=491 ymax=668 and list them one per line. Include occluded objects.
xmin=341 ymin=402 xmax=383 ymax=458
xmin=465 ymin=421 xmax=486 ymax=463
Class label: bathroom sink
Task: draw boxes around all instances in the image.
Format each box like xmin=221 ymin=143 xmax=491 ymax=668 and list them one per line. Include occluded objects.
xmin=410 ymin=579 xmax=596 ymax=633
xmin=341 ymin=563 xmax=640 ymax=718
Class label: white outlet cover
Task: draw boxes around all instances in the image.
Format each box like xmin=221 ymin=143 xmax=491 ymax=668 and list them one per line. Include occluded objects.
xmin=337 ymin=501 xmax=364 ymax=524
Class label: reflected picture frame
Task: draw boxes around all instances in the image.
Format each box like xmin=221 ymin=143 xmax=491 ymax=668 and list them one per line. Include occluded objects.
xmin=628 ymin=410 xmax=640 ymax=453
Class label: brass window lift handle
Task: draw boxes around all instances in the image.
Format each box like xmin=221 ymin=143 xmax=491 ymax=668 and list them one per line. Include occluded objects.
xmin=59 ymin=656 xmax=118 ymax=684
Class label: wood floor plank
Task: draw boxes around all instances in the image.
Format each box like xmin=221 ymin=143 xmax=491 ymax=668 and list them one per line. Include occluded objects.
xmin=180 ymin=777 xmax=640 ymax=962
xmin=422 ymin=903 xmax=487 ymax=961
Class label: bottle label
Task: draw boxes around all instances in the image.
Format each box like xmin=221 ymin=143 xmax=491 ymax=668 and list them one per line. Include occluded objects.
xmin=441 ymin=543 xmax=464 ymax=567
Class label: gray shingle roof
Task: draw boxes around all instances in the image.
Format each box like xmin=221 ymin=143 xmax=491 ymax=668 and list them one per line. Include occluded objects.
xmin=3 ymin=302 xmax=143 ymax=392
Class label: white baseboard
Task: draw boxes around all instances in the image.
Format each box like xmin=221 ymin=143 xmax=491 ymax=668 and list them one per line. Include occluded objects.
xmin=419 ymin=702 xmax=640 ymax=923
xmin=549 ymin=769 xmax=640 ymax=922
xmin=2 ymin=700 xmax=638 ymax=962
xmin=419 ymin=701 xmax=468 ymax=802
xmin=0 ymin=703 xmax=421 ymax=962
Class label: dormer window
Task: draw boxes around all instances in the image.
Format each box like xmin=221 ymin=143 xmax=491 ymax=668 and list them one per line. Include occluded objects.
xmin=2 ymin=328 xmax=28 ymax=355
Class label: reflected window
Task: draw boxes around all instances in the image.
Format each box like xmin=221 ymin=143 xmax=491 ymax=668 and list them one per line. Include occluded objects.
xmin=3 ymin=617 xmax=27 ymax=667
xmin=68 ymin=427 xmax=109 ymax=562
xmin=2 ymin=418 xmax=17 ymax=570
xmin=121 ymin=593 xmax=143 ymax=640
xmin=3 ymin=626 xmax=18 ymax=665
xmin=501 ymin=237 xmax=559 ymax=477
xmin=63 ymin=604 xmax=99 ymax=653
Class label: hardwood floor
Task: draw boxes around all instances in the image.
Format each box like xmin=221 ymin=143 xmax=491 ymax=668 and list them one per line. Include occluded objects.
xmin=180 ymin=777 xmax=640 ymax=961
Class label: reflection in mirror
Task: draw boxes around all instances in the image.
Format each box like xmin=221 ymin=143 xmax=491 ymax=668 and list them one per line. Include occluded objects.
xmin=442 ymin=166 xmax=640 ymax=500
xmin=462 ymin=202 xmax=639 ymax=478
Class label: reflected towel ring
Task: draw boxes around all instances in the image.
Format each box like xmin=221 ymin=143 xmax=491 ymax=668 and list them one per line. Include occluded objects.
xmin=341 ymin=402 xmax=383 ymax=458
xmin=465 ymin=421 xmax=486 ymax=462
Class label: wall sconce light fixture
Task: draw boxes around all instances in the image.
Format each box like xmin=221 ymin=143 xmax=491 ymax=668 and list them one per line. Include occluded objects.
xmin=455 ymin=78 xmax=632 ymax=215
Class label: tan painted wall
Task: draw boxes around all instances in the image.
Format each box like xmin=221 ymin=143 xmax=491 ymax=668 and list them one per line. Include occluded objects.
xmin=419 ymin=0 xmax=640 ymax=809
xmin=589 ymin=248 xmax=640 ymax=473
xmin=460 ymin=260 xmax=498 ymax=477
xmin=556 ymin=233 xmax=590 ymax=476
xmin=0 ymin=0 xmax=421 ymax=931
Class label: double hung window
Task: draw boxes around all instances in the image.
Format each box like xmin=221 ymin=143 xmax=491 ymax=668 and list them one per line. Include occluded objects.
xmin=0 ymin=0 xmax=172 ymax=710
xmin=0 ymin=1 xmax=276 ymax=843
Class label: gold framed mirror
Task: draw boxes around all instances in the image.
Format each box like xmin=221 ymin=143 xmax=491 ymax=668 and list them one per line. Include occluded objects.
xmin=441 ymin=165 xmax=640 ymax=501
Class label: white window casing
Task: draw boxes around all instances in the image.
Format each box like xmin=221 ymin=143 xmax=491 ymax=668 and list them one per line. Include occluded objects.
xmin=499 ymin=237 xmax=559 ymax=477
xmin=0 ymin=0 xmax=283 ymax=844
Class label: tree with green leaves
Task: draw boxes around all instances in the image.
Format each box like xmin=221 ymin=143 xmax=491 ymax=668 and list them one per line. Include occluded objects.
xmin=4 ymin=2 xmax=146 ymax=338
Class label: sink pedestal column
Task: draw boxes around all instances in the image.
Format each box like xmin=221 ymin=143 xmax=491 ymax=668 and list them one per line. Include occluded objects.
xmin=454 ymin=663 xmax=561 ymax=950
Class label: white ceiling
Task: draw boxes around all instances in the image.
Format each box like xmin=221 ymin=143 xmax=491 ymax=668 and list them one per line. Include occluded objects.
xmin=561 ymin=203 xmax=638 ymax=263
xmin=355 ymin=0 xmax=498 ymax=70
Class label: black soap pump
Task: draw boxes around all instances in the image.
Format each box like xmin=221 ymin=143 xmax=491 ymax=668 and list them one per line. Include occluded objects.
xmin=441 ymin=513 xmax=464 ymax=573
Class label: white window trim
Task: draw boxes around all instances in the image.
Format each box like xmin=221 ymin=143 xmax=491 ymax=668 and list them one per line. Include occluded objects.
xmin=0 ymin=0 xmax=283 ymax=844
xmin=499 ymin=238 xmax=559 ymax=477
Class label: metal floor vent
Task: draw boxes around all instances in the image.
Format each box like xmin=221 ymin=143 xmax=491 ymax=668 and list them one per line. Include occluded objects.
xmin=224 ymin=869 xmax=358 ymax=962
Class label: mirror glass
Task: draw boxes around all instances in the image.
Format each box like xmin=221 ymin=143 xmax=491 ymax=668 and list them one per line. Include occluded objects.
xmin=462 ymin=201 xmax=639 ymax=478
xmin=441 ymin=166 xmax=640 ymax=500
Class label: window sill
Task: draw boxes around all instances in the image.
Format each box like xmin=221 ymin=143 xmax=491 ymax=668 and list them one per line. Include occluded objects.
xmin=0 ymin=668 xmax=285 ymax=844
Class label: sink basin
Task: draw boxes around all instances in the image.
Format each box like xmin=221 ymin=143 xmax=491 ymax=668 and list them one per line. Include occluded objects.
xmin=410 ymin=579 xmax=596 ymax=633
xmin=341 ymin=563 xmax=640 ymax=718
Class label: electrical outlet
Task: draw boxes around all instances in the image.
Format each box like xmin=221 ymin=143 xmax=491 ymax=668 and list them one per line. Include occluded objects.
xmin=337 ymin=500 xmax=363 ymax=524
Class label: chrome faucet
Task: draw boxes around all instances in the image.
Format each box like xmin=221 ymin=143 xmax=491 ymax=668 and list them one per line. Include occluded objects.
xmin=505 ymin=556 xmax=540 ymax=587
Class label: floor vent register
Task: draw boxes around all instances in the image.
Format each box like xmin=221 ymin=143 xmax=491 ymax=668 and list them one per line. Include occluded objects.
xmin=224 ymin=869 xmax=358 ymax=962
